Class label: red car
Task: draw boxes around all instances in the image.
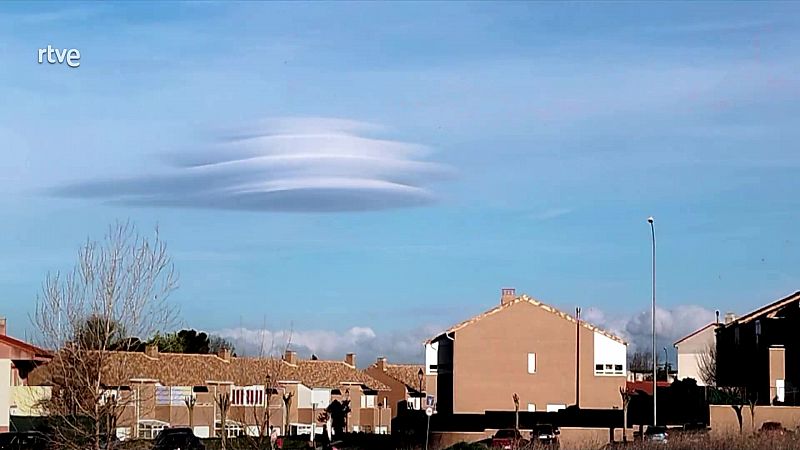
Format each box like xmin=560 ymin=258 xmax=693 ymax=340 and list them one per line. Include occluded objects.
xmin=491 ymin=429 xmax=529 ymax=449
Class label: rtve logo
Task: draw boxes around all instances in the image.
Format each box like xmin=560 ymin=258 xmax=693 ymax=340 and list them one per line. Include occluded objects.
xmin=38 ymin=45 xmax=81 ymax=68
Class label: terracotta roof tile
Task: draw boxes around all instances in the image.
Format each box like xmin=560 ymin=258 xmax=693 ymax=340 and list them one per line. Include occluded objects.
xmin=370 ymin=363 xmax=425 ymax=392
xmin=30 ymin=351 xmax=388 ymax=391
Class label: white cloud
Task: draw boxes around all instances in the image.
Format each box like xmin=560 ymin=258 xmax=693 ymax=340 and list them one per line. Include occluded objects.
xmin=214 ymin=324 xmax=441 ymax=366
xmin=51 ymin=117 xmax=454 ymax=212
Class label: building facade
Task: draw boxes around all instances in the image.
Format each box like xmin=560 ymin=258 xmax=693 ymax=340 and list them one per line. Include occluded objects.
xmin=425 ymin=289 xmax=627 ymax=415
xmin=29 ymin=347 xmax=391 ymax=439
xmin=364 ymin=357 xmax=426 ymax=419
xmin=0 ymin=318 xmax=51 ymax=433
xmin=716 ymin=291 xmax=800 ymax=405
xmin=674 ymin=323 xmax=717 ymax=386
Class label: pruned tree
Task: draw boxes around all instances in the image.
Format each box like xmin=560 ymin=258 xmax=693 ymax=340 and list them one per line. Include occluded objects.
xmin=698 ymin=343 xmax=717 ymax=386
xmin=185 ymin=395 xmax=197 ymax=429
xmin=217 ymin=392 xmax=231 ymax=450
xmin=32 ymin=221 xmax=178 ymax=450
xmin=512 ymin=393 xmax=520 ymax=433
xmin=748 ymin=393 xmax=758 ymax=434
xmin=619 ymin=387 xmax=632 ymax=442
xmin=629 ymin=351 xmax=654 ymax=374
xmin=717 ymin=386 xmax=747 ymax=434
xmin=282 ymin=391 xmax=294 ymax=437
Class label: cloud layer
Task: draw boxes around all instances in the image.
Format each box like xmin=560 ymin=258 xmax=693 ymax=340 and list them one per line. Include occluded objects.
xmin=52 ymin=118 xmax=452 ymax=212
xmin=214 ymin=324 xmax=441 ymax=367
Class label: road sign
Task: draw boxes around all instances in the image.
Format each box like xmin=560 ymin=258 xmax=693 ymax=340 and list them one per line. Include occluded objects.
xmin=426 ymin=407 xmax=433 ymax=417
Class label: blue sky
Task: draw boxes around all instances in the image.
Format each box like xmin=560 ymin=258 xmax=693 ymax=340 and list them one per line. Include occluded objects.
xmin=1 ymin=2 xmax=799 ymax=364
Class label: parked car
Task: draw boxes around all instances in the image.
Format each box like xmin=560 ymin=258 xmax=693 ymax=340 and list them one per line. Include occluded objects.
xmin=490 ymin=429 xmax=528 ymax=449
xmin=643 ymin=426 xmax=668 ymax=444
xmin=759 ymin=422 xmax=792 ymax=436
xmin=0 ymin=431 xmax=49 ymax=450
xmin=531 ymin=424 xmax=560 ymax=448
xmin=152 ymin=428 xmax=205 ymax=450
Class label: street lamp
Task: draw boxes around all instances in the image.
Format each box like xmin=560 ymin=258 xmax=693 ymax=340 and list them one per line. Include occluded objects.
xmin=647 ymin=216 xmax=657 ymax=426
xmin=663 ymin=347 xmax=669 ymax=378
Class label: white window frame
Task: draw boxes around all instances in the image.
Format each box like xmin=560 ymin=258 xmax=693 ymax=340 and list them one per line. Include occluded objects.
xmin=137 ymin=420 xmax=169 ymax=439
xmin=215 ymin=420 xmax=245 ymax=438
xmin=594 ymin=363 xmax=624 ymax=376
xmin=527 ymin=353 xmax=536 ymax=374
xmin=527 ymin=403 xmax=536 ymax=412
xmin=777 ymin=379 xmax=785 ymax=402
xmin=546 ymin=404 xmax=566 ymax=412
xmin=361 ymin=394 xmax=376 ymax=408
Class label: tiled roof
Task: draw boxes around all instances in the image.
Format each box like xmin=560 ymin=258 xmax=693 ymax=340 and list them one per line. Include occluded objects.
xmin=29 ymin=351 xmax=388 ymax=391
xmin=725 ymin=291 xmax=800 ymax=326
xmin=0 ymin=334 xmax=51 ymax=359
xmin=295 ymin=360 xmax=390 ymax=391
xmin=372 ymin=363 xmax=425 ymax=392
xmin=427 ymin=294 xmax=626 ymax=345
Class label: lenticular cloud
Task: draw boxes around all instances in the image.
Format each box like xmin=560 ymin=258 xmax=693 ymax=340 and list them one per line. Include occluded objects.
xmin=52 ymin=118 xmax=453 ymax=212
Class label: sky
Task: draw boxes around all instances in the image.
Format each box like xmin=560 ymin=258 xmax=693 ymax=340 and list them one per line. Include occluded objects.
xmin=1 ymin=2 xmax=799 ymax=366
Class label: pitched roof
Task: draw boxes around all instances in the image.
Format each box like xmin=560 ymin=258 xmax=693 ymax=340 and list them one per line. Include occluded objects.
xmin=427 ymin=294 xmax=626 ymax=345
xmin=29 ymin=351 xmax=389 ymax=391
xmin=294 ymin=360 xmax=390 ymax=391
xmin=369 ymin=363 xmax=425 ymax=392
xmin=0 ymin=334 xmax=51 ymax=359
xmin=726 ymin=291 xmax=800 ymax=326
xmin=673 ymin=323 xmax=717 ymax=346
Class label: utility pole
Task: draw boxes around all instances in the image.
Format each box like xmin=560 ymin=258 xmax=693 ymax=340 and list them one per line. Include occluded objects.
xmin=648 ymin=216 xmax=657 ymax=426
xmin=576 ymin=307 xmax=581 ymax=408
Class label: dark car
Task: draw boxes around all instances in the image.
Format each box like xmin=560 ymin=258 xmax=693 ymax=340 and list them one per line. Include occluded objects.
xmin=0 ymin=432 xmax=49 ymax=450
xmin=643 ymin=426 xmax=668 ymax=444
xmin=531 ymin=424 xmax=560 ymax=448
xmin=759 ymin=422 xmax=792 ymax=436
xmin=490 ymin=429 xmax=528 ymax=449
xmin=152 ymin=428 xmax=204 ymax=450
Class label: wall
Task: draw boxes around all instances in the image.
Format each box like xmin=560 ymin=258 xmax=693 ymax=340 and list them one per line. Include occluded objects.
xmin=430 ymin=427 xmax=620 ymax=450
xmin=676 ymin=325 xmax=715 ymax=385
xmin=0 ymin=359 xmax=10 ymax=432
xmin=364 ymin=366 xmax=409 ymax=419
xmin=709 ymin=405 xmax=800 ymax=435
xmin=452 ymin=301 xmax=625 ymax=414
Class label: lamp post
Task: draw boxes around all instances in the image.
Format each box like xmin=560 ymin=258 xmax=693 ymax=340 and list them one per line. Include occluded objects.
xmin=648 ymin=216 xmax=657 ymax=426
xmin=663 ymin=347 xmax=669 ymax=380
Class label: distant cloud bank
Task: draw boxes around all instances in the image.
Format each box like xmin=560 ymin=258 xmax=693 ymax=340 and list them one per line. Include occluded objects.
xmin=51 ymin=117 xmax=453 ymax=212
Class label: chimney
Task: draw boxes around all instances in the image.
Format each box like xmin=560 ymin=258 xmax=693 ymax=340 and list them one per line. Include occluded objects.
xmin=0 ymin=317 xmax=6 ymax=336
xmin=715 ymin=310 xmax=720 ymax=325
xmin=345 ymin=353 xmax=356 ymax=367
xmin=724 ymin=312 xmax=737 ymax=324
xmin=218 ymin=348 xmax=232 ymax=362
xmin=283 ymin=350 xmax=297 ymax=365
xmin=376 ymin=356 xmax=387 ymax=371
xmin=501 ymin=288 xmax=516 ymax=305
xmin=144 ymin=344 xmax=159 ymax=358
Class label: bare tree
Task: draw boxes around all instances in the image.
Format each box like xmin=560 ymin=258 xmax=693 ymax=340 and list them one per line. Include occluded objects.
xmin=217 ymin=393 xmax=232 ymax=450
xmin=718 ymin=386 xmax=747 ymax=434
xmin=229 ymin=328 xmax=294 ymax=450
xmin=619 ymin=387 xmax=632 ymax=443
xmin=748 ymin=393 xmax=758 ymax=434
xmin=32 ymin=221 xmax=178 ymax=450
xmin=185 ymin=395 xmax=197 ymax=429
xmin=698 ymin=343 xmax=717 ymax=386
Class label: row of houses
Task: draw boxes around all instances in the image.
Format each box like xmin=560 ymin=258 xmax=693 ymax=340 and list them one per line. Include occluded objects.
xmin=3 ymin=288 xmax=800 ymax=444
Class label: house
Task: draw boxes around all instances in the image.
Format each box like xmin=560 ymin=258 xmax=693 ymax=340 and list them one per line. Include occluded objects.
xmin=28 ymin=347 xmax=391 ymax=439
xmin=425 ymin=289 xmax=627 ymax=415
xmin=0 ymin=318 xmax=51 ymax=432
xmin=674 ymin=318 xmax=727 ymax=386
xmin=716 ymin=291 xmax=800 ymax=405
xmin=364 ymin=357 xmax=426 ymax=419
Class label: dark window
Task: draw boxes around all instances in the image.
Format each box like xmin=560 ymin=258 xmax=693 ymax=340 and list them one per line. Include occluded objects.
xmin=193 ymin=386 xmax=209 ymax=393
xmin=595 ymin=364 xmax=603 ymax=371
xmin=615 ymin=364 xmax=623 ymax=371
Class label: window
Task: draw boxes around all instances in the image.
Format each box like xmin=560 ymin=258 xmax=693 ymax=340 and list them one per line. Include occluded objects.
xmin=215 ymin=420 xmax=244 ymax=438
xmin=527 ymin=403 xmax=536 ymax=412
xmin=361 ymin=394 xmax=376 ymax=408
xmin=594 ymin=364 xmax=624 ymax=376
xmin=735 ymin=327 xmax=740 ymax=345
xmin=546 ymin=404 xmax=566 ymax=412
xmin=527 ymin=353 xmax=536 ymax=374
xmin=156 ymin=386 xmax=193 ymax=406
xmin=375 ymin=426 xmax=388 ymax=434
xmin=137 ymin=420 xmax=168 ymax=439
xmin=777 ymin=379 xmax=785 ymax=402
xmin=230 ymin=386 xmax=265 ymax=407
xmin=408 ymin=396 xmax=422 ymax=410
xmin=352 ymin=426 xmax=360 ymax=432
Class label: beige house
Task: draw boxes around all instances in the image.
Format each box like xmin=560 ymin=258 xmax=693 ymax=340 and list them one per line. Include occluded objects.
xmin=29 ymin=347 xmax=390 ymax=439
xmin=425 ymin=289 xmax=627 ymax=415
xmin=673 ymin=323 xmax=717 ymax=386
xmin=364 ymin=357 xmax=426 ymax=419
xmin=0 ymin=318 xmax=51 ymax=433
